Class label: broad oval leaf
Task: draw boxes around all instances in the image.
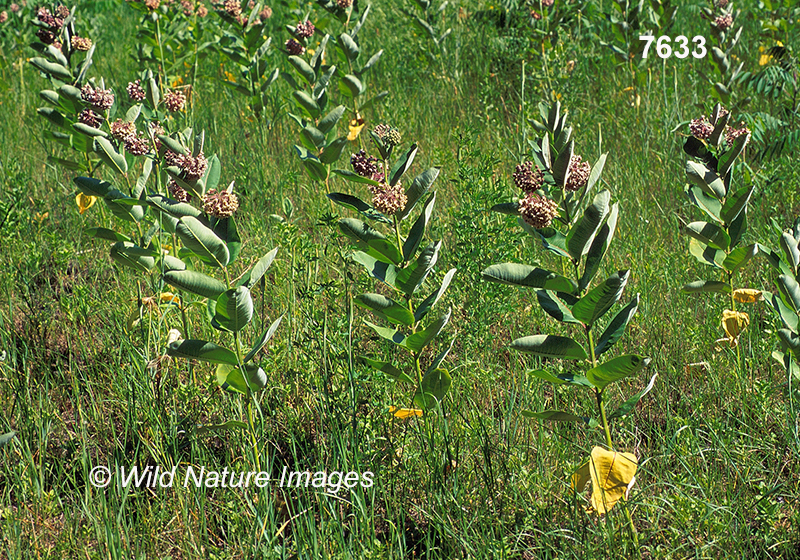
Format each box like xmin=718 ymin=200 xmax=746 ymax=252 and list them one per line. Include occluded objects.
xmin=722 ymin=243 xmax=758 ymax=273
xmin=404 ymin=308 xmax=451 ymax=353
xmin=168 ymin=339 xmax=238 ymax=365
xmin=339 ymin=218 xmax=402 ymax=265
xmin=413 ymin=367 xmax=451 ymax=410
xmin=682 ymin=280 xmax=732 ymax=294
xmin=363 ymin=357 xmax=415 ymax=384
xmin=481 ymin=263 xmax=576 ymax=293
xmin=163 ymin=270 xmax=226 ymax=299
xmin=244 ymin=316 xmax=283 ymax=363
xmin=685 ymin=161 xmax=725 ymax=199
xmin=397 ymin=167 xmax=439 ymax=220
xmin=686 ymin=221 xmax=731 ymax=251
xmin=511 ymin=334 xmax=588 ymax=360
xmin=396 ymin=241 xmax=440 ymax=296
xmin=214 ymin=286 xmax=254 ymax=332
xmin=536 ymin=290 xmax=582 ymax=324
xmin=566 ymin=190 xmax=611 ymax=261
xmin=403 ymin=192 xmax=435 ymax=261
xmin=572 ymin=270 xmax=630 ymax=327
xmin=586 ymin=355 xmax=651 ymax=390
xmin=176 ymin=216 xmax=230 ymax=267
xmin=355 ymin=293 xmax=415 ymax=326
xmin=595 ymin=294 xmax=639 ymax=357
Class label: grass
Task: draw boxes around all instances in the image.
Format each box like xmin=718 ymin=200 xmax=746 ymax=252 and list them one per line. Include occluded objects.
xmin=1 ymin=0 xmax=800 ymax=558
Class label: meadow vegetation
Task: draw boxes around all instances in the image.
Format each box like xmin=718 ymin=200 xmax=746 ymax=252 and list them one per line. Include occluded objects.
xmin=1 ymin=0 xmax=799 ymax=558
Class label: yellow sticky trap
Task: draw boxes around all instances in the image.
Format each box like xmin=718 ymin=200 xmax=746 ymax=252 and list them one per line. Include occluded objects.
xmin=76 ymin=193 xmax=96 ymax=214
xmin=587 ymin=446 xmax=637 ymax=515
xmin=733 ymin=288 xmax=763 ymax=303
xmin=348 ymin=115 xmax=365 ymax=141
xmin=721 ymin=309 xmax=750 ymax=346
xmin=389 ymin=406 xmax=422 ymax=419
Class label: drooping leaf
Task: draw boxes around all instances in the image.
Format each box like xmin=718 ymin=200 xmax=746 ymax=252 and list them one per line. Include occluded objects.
xmin=685 ymin=161 xmax=725 ymax=199
xmin=163 ymin=270 xmax=226 ymax=299
xmin=681 ymin=280 xmax=732 ymax=294
xmin=363 ymin=357 xmax=415 ymax=383
xmin=364 ymin=320 xmax=406 ymax=345
xmin=688 ymin=237 xmax=725 ymax=268
xmin=176 ymin=216 xmax=230 ymax=268
xmin=351 ymin=251 xmax=398 ymax=287
xmin=327 ymin=192 xmax=391 ymax=224
xmin=685 ymin=185 xmax=722 ymax=222
xmin=586 ymin=355 xmax=650 ymax=390
xmin=527 ymin=369 xmax=592 ymax=387
xmin=722 ymin=243 xmax=758 ymax=273
xmin=167 ymin=339 xmax=238 ymax=365
xmin=685 ymin=221 xmax=731 ymax=250
xmin=355 ymin=293 xmax=415 ymax=326
xmin=511 ymin=334 xmax=588 ymax=360
xmin=536 ymin=290 xmax=582 ymax=324
xmin=216 ymin=363 xmax=267 ymax=394
xmin=587 ymin=446 xmax=638 ymax=515
xmin=109 ymin=242 xmax=155 ymax=273
xmin=339 ymin=218 xmax=402 ymax=265
xmin=480 ymin=263 xmax=576 ymax=293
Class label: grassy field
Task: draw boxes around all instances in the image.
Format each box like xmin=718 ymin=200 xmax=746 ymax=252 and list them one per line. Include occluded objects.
xmin=1 ymin=0 xmax=800 ymax=558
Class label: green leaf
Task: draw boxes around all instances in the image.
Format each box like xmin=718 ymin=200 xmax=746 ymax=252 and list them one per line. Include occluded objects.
xmin=413 ymin=367 xmax=451 ymax=410
xmin=293 ymin=90 xmax=320 ymax=118
xmin=355 ymin=293 xmax=415 ymax=326
xmin=94 ymin=137 xmax=128 ymax=175
xmin=480 ymin=263 xmax=577 ymax=293
xmin=38 ymin=107 xmax=68 ymax=129
xmin=722 ymin=243 xmax=758 ymax=273
xmin=176 ymin=216 xmax=230 ymax=268
xmin=511 ymin=334 xmax=588 ymax=360
xmin=720 ymin=185 xmax=753 ymax=225
xmin=239 ymin=247 xmax=279 ymax=288
xmin=109 ymin=242 xmax=155 ymax=273
xmin=552 ymin=139 xmax=574 ymax=187
xmin=686 ymin=161 xmax=725 ymax=199
xmin=586 ymin=355 xmax=651 ymax=390
xmin=583 ymin=153 xmax=608 ymax=200
xmin=364 ymin=320 xmax=406 ymax=345
xmin=362 ymin=357 xmax=415 ymax=383
xmin=607 ymin=373 xmax=658 ymax=419
xmin=404 ymin=308 xmax=451 ymax=353
xmin=332 ymin=169 xmax=382 ymax=187
xmin=168 ymin=340 xmax=238 ymax=365
xmin=351 ymin=251 xmax=398 ymax=287
xmin=0 ymin=431 xmax=16 ymax=448
xmin=389 ymin=144 xmax=418 ymax=187
xmin=595 ymin=294 xmax=640 ymax=357
xmin=491 ymin=202 xmax=520 ymax=215
xmin=527 ymin=369 xmax=592 ymax=387
xmin=288 ymin=55 xmax=316 ymax=84
xmin=339 ymin=74 xmax=364 ymax=98
xmin=532 ymin=226 xmax=572 ymax=259
xmin=86 ymin=227 xmax=131 ymax=243
xmin=318 ymin=105 xmax=346 ymax=135
xmin=244 ymin=316 xmax=283 ymax=363
xmin=689 ymin=237 xmax=725 ymax=269
xmin=777 ymin=274 xmax=800 ymax=313
xmin=758 ymin=243 xmax=793 ymax=276
xmin=396 ymin=241 xmax=440 ymax=296
xmin=403 ymin=192 xmax=435 ymax=262
xmin=216 ymin=363 xmax=267 ymax=394
xmin=686 ymin=221 xmax=731 ymax=251
xmin=536 ymin=290 xmax=582 ymax=324
xmin=718 ymin=132 xmax=749 ymax=179
xmin=327 ymin=192 xmax=391 ymax=224
xmin=767 ymin=292 xmax=798 ymax=332
xmin=682 ymin=280 xmax=732 ymax=294
xmin=320 ymin=137 xmax=348 ymax=164
xmin=580 ymin=203 xmax=619 ymax=291
xmin=301 ymin=125 xmax=326 ymax=149
xmin=572 ymin=270 xmax=630 ymax=327
xmin=147 ymin=194 xmax=202 ymax=219
xmin=30 ymin=57 xmax=72 ymax=81
xmin=780 ymin=233 xmax=800 ymax=274
xmin=397 ymin=167 xmax=439 ymax=220
xmin=339 ymin=218 xmax=402 ymax=265
xmin=778 ymin=329 xmax=800 ymax=360
xmin=194 ymin=421 xmax=248 ymax=435
xmin=685 ymin=185 xmax=722 ymax=223
xmin=566 ymin=190 xmax=611 ymax=261
xmin=163 ymin=270 xmax=226 ymax=299
xmin=522 ymin=410 xmax=585 ymax=422
xmin=338 ymin=33 xmax=360 ymax=61
xmin=414 ymin=268 xmax=457 ymax=323
xmin=214 ymin=286 xmax=254 ymax=332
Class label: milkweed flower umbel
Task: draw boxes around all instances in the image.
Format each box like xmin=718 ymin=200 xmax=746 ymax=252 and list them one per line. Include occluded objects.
xmin=371 ymin=182 xmax=407 ymax=216
xmin=519 ymin=192 xmax=559 ymax=229
xmin=203 ymin=189 xmax=239 ymax=218
xmin=565 ymin=155 xmax=591 ymax=192
xmin=689 ymin=116 xmax=713 ymax=140
xmin=294 ymin=20 xmax=315 ymax=39
xmin=513 ymin=161 xmax=544 ymax=194
xmin=164 ymin=89 xmax=186 ymax=112
xmin=285 ymin=39 xmax=305 ymax=55
xmin=127 ymin=80 xmax=146 ymax=101
xmin=81 ymin=84 xmax=114 ymax=111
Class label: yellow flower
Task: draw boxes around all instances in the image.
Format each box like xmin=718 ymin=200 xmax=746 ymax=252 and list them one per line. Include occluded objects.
xmin=76 ymin=192 xmax=96 ymax=214
xmin=389 ymin=406 xmax=423 ymax=419
xmin=572 ymin=446 xmax=638 ymax=515
xmin=720 ymin=309 xmax=750 ymax=346
xmin=348 ymin=115 xmax=365 ymax=141
xmin=732 ymin=288 xmax=763 ymax=303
